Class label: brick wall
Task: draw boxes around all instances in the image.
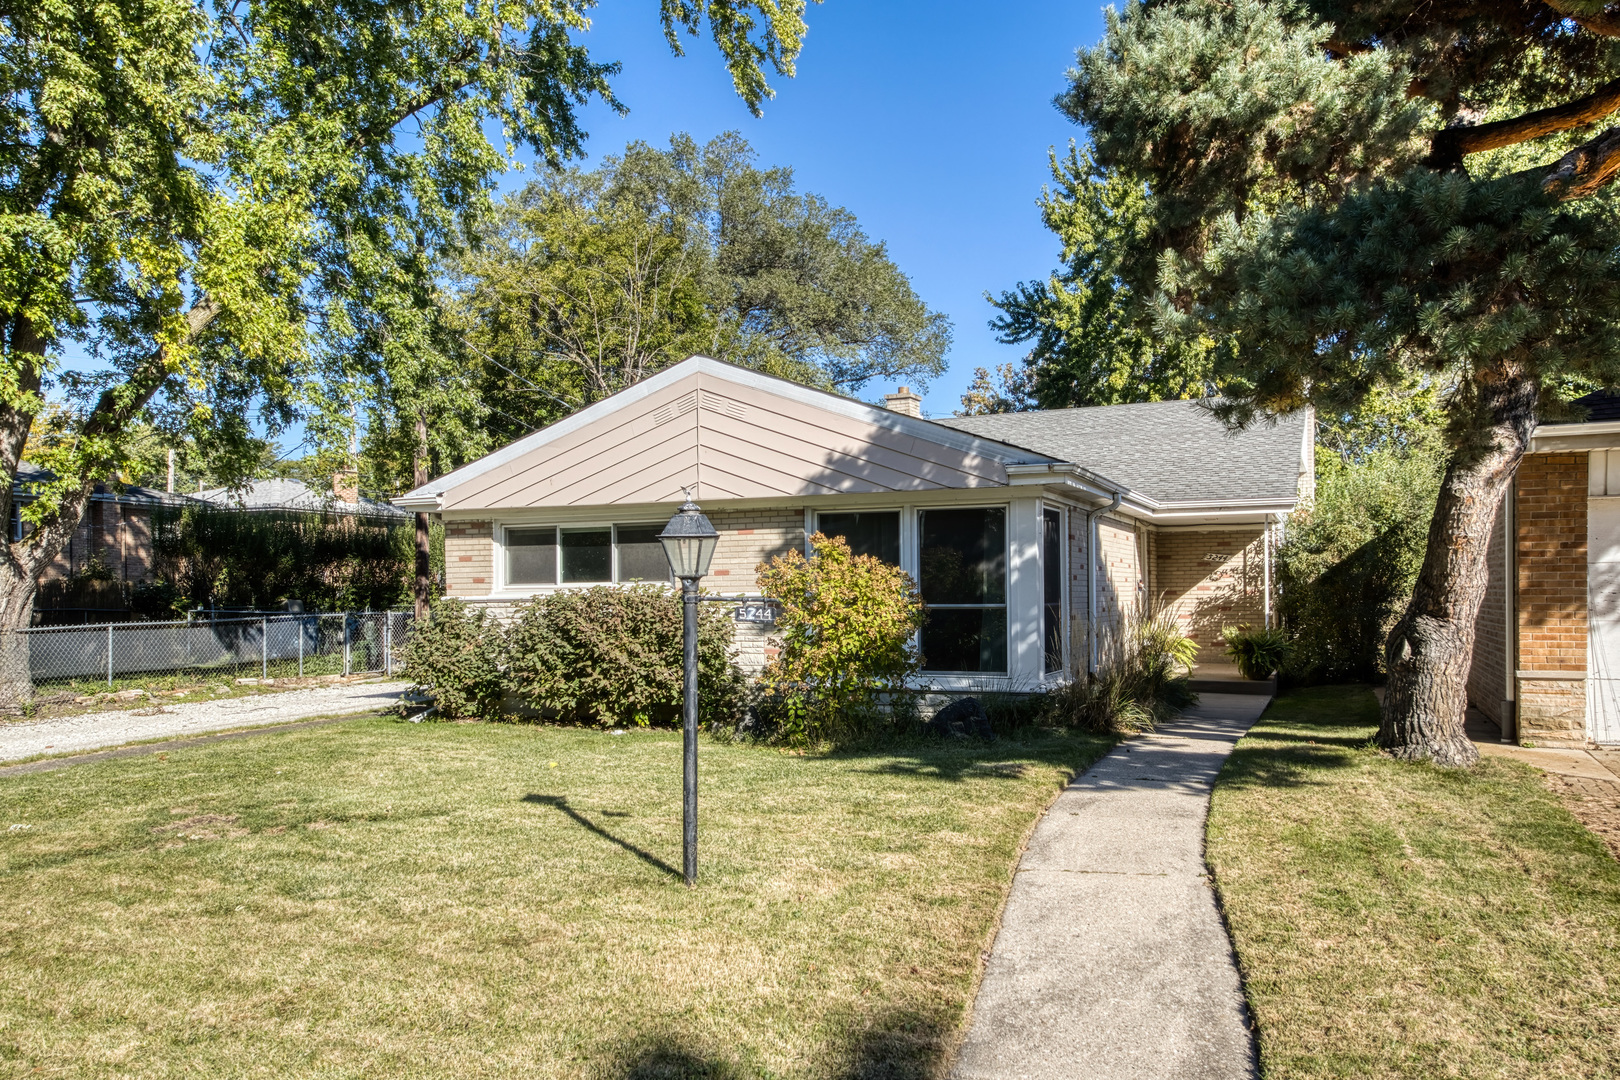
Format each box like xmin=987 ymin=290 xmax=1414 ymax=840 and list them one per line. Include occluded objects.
xmin=1098 ymin=517 xmax=1145 ymax=630
xmin=455 ymin=508 xmax=804 ymax=673
xmin=444 ymin=519 xmax=494 ymax=596
xmin=38 ymin=499 xmax=160 ymax=587
xmin=1467 ymin=495 xmax=1510 ymax=727
xmin=705 ymin=507 xmax=805 ymax=593
xmin=1515 ymin=452 xmax=1589 ymax=745
xmin=1154 ymin=528 xmax=1265 ymax=654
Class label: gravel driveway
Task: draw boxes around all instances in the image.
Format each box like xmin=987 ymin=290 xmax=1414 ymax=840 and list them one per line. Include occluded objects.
xmin=0 ymin=679 xmax=412 ymax=764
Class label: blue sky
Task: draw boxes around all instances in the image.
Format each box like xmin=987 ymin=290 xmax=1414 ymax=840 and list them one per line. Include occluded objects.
xmin=61 ymin=1 xmax=1108 ymax=452
xmin=555 ymin=0 xmax=1109 ymax=418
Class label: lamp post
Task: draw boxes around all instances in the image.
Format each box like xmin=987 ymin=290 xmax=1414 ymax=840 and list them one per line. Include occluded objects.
xmin=658 ymin=493 xmax=719 ymax=886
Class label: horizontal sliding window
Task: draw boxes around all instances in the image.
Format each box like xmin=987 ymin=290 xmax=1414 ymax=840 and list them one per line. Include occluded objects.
xmin=919 ymin=507 xmax=1007 ymax=673
xmin=506 ymin=527 xmax=558 ymax=586
xmin=816 ymin=511 xmax=901 ymax=565
xmin=504 ymin=524 xmax=671 ymax=587
xmin=615 ymin=525 xmax=670 ymax=582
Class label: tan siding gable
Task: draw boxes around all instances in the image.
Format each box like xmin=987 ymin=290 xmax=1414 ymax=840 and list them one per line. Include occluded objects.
xmin=444 ymin=370 xmax=1016 ymax=511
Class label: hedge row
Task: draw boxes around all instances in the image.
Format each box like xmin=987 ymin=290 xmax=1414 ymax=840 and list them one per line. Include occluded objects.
xmin=402 ymin=587 xmax=745 ymax=726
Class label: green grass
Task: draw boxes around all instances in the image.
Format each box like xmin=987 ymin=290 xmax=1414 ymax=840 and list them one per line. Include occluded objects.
xmin=0 ymin=717 xmax=1111 ymax=1078
xmin=1208 ymin=685 xmax=1620 ymax=1079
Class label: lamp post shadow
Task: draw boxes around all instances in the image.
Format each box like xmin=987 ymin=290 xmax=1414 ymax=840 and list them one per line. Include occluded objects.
xmin=521 ymin=794 xmax=682 ymax=880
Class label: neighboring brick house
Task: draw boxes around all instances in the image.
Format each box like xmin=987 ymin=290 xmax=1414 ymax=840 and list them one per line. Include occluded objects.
xmin=1468 ymin=390 xmax=1620 ymax=747
xmin=20 ymin=466 xmax=190 ymax=609
xmin=397 ymin=356 xmax=1311 ymax=690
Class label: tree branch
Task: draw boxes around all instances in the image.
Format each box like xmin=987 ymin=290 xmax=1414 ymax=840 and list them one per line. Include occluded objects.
xmin=1428 ymin=77 xmax=1620 ymax=167
xmin=1523 ymin=123 xmax=1620 ymax=199
xmin=347 ymin=47 xmax=483 ymax=152
xmin=1543 ymin=0 xmax=1620 ymax=37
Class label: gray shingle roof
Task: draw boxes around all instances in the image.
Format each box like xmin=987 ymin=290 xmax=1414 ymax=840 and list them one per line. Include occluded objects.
xmin=196 ymin=478 xmax=408 ymax=518
xmin=937 ymin=399 xmax=1310 ymax=504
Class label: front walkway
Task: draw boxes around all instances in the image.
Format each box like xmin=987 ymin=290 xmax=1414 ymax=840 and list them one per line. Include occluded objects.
xmin=951 ymin=693 xmax=1269 ymax=1080
xmin=0 ymin=679 xmax=411 ymax=764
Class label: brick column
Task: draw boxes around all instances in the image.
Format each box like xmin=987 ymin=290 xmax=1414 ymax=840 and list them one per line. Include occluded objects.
xmin=1515 ymin=452 xmax=1589 ymax=746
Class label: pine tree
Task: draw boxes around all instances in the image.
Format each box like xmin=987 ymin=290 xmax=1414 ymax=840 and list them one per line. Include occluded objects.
xmin=1066 ymin=0 xmax=1620 ymax=764
xmin=988 ymin=146 xmax=1215 ymax=407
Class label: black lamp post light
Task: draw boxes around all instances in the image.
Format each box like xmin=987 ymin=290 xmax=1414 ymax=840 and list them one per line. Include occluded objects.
xmin=658 ymin=493 xmax=719 ymax=886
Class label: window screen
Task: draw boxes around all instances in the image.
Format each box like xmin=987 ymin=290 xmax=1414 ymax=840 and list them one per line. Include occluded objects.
xmin=816 ymin=511 xmax=901 ymax=565
xmin=506 ymin=527 xmax=557 ymax=585
xmin=1043 ymin=508 xmax=1063 ymax=674
xmin=918 ymin=507 xmax=1007 ymax=673
xmin=560 ymin=528 xmax=612 ymax=583
xmin=615 ymin=525 xmax=670 ymax=582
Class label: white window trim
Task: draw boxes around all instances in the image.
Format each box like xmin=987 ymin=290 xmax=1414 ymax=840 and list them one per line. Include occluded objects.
xmin=495 ymin=520 xmax=671 ymax=596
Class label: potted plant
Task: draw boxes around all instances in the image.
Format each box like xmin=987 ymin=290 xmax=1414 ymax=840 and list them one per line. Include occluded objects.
xmin=1221 ymin=624 xmax=1290 ymax=680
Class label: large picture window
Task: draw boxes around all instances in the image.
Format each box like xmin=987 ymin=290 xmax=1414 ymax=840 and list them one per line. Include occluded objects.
xmin=919 ymin=507 xmax=1007 ymax=673
xmin=816 ymin=511 xmax=901 ymax=565
xmin=504 ymin=524 xmax=671 ymax=587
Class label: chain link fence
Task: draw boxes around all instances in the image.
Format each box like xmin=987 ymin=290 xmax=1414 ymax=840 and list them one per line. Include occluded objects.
xmin=9 ymin=611 xmax=413 ymax=692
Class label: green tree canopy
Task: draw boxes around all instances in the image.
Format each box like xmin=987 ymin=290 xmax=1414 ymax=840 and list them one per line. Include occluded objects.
xmin=987 ymin=145 xmax=1215 ymax=408
xmin=1062 ymin=0 xmax=1620 ymax=764
xmin=0 ymin=0 xmax=810 ymax=695
xmin=453 ymin=132 xmax=953 ymax=444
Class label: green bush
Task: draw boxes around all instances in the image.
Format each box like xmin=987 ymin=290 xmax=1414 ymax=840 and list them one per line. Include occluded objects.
xmin=149 ymin=504 xmax=444 ymax=611
xmin=754 ymin=533 xmax=926 ymax=745
xmin=1276 ymin=449 xmax=1441 ymax=683
xmin=503 ymin=585 xmax=745 ymax=728
xmin=402 ymin=598 xmax=505 ymax=720
xmin=1044 ymin=609 xmax=1197 ymax=733
xmin=1222 ymin=624 xmax=1291 ymax=680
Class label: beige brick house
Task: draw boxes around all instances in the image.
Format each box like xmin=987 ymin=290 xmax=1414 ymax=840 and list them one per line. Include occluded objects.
xmin=399 ymin=357 xmax=1313 ymax=690
xmin=1469 ymin=391 xmax=1620 ymax=747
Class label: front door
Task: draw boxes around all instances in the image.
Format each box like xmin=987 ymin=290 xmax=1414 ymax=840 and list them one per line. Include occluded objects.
xmin=1586 ymin=498 xmax=1620 ymax=744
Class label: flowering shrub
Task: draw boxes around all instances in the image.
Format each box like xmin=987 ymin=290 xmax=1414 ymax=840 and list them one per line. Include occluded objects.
xmin=756 ymin=532 xmax=925 ymax=744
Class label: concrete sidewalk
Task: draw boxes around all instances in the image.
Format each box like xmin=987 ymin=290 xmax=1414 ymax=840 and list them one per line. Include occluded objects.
xmin=0 ymin=679 xmax=411 ymax=764
xmin=951 ymin=693 xmax=1269 ymax=1080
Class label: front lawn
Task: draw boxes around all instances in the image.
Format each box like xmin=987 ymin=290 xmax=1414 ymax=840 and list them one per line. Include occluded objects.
xmin=1208 ymin=685 xmax=1620 ymax=1079
xmin=0 ymin=716 xmax=1110 ymax=1078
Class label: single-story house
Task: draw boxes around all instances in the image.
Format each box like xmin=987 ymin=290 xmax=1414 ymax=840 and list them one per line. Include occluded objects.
xmin=395 ymin=356 xmax=1313 ymax=688
xmin=1469 ymin=390 xmax=1620 ymax=747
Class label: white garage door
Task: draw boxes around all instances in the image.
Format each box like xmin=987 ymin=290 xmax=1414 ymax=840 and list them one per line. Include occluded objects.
xmin=1586 ymin=497 xmax=1620 ymax=745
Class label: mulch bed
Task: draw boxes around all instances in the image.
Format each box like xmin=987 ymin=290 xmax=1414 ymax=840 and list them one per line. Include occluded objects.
xmin=1546 ymin=771 xmax=1620 ymax=864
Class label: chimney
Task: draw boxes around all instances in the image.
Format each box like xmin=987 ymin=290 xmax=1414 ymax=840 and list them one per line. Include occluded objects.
xmin=883 ymin=385 xmax=923 ymax=418
xmin=333 ymin=470 xmax=359 ymax=503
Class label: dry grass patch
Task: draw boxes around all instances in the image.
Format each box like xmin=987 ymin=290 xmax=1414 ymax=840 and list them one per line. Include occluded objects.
xmin=0 ymin=715 xmax=1110 ymax=1078
xmin=1208 ymin=685 xmax=1620 ymax=1079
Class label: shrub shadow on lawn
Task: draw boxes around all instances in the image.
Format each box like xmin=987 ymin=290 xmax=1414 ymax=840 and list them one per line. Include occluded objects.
xmin=838 ymin=731 xmax=1113 ymax=784
xmin=605 ymin=1007 xmax=952 ymax=1080
xmin=521 ymin=794 xmax=680 ymax=880
xmin=1208 ymin=683 xmax=1383 ymax=793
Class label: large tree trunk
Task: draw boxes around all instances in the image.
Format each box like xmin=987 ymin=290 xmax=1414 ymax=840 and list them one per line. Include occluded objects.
xmin=0 ymin=566 xmax=37 ymax=711
xmin=413 ymin=412 xmax=432 ymax=621
xmin=1381 ymin=372 xmax=1539 ymax=766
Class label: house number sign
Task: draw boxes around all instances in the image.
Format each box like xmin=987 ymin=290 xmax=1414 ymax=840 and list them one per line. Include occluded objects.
xmin=733 ymin=601 xmax=780 ymax=625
